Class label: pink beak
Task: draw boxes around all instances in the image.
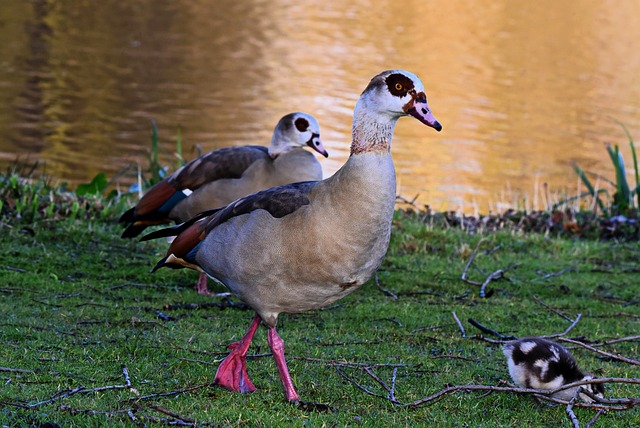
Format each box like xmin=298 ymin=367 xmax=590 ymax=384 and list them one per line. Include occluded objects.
xmin=407 ymin=98 xmax=442 ymax=132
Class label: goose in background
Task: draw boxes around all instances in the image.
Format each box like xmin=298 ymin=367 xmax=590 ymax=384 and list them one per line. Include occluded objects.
xmin=120 ymin=112 xmax=328 ymax=293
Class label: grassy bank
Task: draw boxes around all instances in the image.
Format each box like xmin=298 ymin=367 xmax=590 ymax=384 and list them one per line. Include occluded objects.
xmin=1 ymin=208 xmax=638 ymax=427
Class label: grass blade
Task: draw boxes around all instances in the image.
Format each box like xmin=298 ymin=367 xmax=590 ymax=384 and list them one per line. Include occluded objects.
xmin=573 ymin=164 xmax=607 ymax=214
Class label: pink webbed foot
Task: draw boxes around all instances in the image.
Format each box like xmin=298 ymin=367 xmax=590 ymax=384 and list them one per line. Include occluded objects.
xmin=214 ymin=314 xmax=261 ymax=393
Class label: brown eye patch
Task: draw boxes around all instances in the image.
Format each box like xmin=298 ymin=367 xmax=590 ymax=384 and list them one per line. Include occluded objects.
xmin=294 ymin=118 xmax=309 ymax=132
xmin=386 ymin=73 xmax=414 ymax=97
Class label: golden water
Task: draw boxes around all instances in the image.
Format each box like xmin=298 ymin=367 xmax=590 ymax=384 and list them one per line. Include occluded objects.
xmin=1 ymin=0 xmax=639 ymax=213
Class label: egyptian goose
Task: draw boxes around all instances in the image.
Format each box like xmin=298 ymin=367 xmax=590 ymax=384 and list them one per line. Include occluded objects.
xmin=120 ymin=112 xmax=327 ymax=293
xmin=503 ymin=337 xmax=604 ymax=402
xmin=144 ymin=70 xmax=442 ymax=402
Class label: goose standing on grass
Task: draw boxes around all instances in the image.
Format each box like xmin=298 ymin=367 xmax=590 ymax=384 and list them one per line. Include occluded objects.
xmin=144 ymin=70 xmax=442 ymax=403
xmin=120 ymin=112 xmax=328 ymax=294
xmin=503 ymin=337 xmax=604 ymax=402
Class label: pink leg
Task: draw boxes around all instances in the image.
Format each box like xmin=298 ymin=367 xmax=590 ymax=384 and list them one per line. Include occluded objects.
xmin=194 ymin=272 xmax=230 ymax=296
xmin=214 ymin=314 xmax=261 ymax=393
xmin=267 ymin=327 xmax=300 ymax=402
xmin=194 ymin=272 xmax=212 ymax=295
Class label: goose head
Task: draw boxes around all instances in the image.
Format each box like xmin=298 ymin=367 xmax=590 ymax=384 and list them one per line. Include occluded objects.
xmin=269 ymin=112 xmax=328 ymax=159
xmin=356 ymin=70 xmax=442 ymax=132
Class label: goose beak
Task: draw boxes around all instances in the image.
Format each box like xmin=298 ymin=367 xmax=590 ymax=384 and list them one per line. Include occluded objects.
xmin=405 ymin=94 xmax=442 ymax=132
xmin=307 ymin=134 xmax=329 ymax=157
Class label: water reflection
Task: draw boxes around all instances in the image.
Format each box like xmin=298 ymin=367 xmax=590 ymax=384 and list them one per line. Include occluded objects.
xmin=0 ymin=0 xmax=638 ymax=213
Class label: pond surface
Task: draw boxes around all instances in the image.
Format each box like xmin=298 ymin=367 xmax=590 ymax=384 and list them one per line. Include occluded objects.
xmin=1 ymin=0 xmax=639 ymax=213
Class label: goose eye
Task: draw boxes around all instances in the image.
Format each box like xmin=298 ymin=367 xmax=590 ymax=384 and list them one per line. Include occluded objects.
xmin=295 ymin=118 xmax=309 ymax=132
xmin=395 ymin=83 xmax=403 ymax=91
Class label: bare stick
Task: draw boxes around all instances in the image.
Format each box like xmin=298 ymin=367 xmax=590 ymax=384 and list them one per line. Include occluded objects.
xmin=461 ymin=239 xmax=483 ymax=286
xmin=0 ymin=366 xmax=35 ymax=374
xmin=585 ymin=409 xmax=605 ymax=428
xmin=539 ymin=266 xmax=576 ymax=280
xmin=125 ymin=383 xmax=211 ymax=402
xmin=565 ymin=386 xmax=583 ymax=428
xmin=364 ymin=367 xmax=393 ymax=397
xmin=146 ymin=403 xmax=196 ymax=424
xmin=375 ymin=273 xmax=398 ymax=300
xmin=122 ymin=364 xmax=132 ymax=387
xmin=390 ymin=367 xmax=398 ymax=402
xmin=335 ymin=366 xmax=401 ymax=404
xmin=479 ymin=269 xmax=504 ymax=298
xmin=557 ymin=337 xmax=640 ymax=366
xmin=531 ymin=293 xmax=574 ymax=322
xmin=545 ymin=314 xmax=582 ymax=339
xmin=452 ymin=311 xmax=467 ymax=337
xmin=294 ymin=356 xmax=409 ymax=368
xmin=404 ymin=380 xmax=640 ymax=409
xmin=3 ymin=266 xmax=27 ymax=273
xmin=460 ymin=240 xmax=518 ymax=297
xmin=468 ymin=318 xmax=517 ymax=340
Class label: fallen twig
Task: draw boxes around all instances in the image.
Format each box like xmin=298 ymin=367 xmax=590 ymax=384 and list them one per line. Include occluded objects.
xmin=557 ymin=337 xmax=640 ymax=366
xmin=585 ymin=409 xmax=605 ymax=428
xmin=375 ymin=273 xmax=398 ymax=300
xmin=460 ymin=240 xmax=519 ymax=297
xmin=451 ymin=311 xmax=466 ymax=338
xmin=461 ymin=239 xmax=484 ymax=287
xmin=468 ymin=318 xmax=517 ymax=340
xmin=3 ymin=266 xmax=27 ymax=273
xmin=162 ymin=300 xmax=250 ymax=311
xmin=293 ymin=356 xmax=410 ymax=368
xmin=335 ymin=366 xmax=401 ymax=404
xmin=125 ymin=383 xmax=211 ymax=403
xmin=531 ymin=293 xmax=574 ymax=322
xmin=544 ymin=314 xmax=582 ymax=339
xmin=430 ymin=354 xmax=477 ymax=362
xmin=537 ymin=266 xmax=577 ymax=280
xmin=0 ymin=366 xmax=35 ymax=374
xmin=565 ymin=385 xmax=583 ymax=428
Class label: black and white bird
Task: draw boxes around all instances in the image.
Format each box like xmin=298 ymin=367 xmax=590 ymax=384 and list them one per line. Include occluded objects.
xmin=503 ymin=337 xmax=604 ymax=402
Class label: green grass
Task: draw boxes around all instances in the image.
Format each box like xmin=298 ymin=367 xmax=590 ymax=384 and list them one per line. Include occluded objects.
xmin=1 ymin=211 xmax=638 ymax=427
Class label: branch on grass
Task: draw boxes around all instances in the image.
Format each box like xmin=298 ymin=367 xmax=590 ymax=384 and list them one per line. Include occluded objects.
xmin=294 ymin=356 xmax=410 ymax=368
xmin=162 ymin=299 xmax=250 ymax=311
xmin=451 ymin=311 xmax=466 ymax=337
xmin=531 ymin=293 xmax=574 ymax=322
xmin=556 ymin=337 xmax=640 ymax=366
xmin=375 ymin=273 xmax=398 ymax=300
xmin=124 ymin=383 xmax=212 ymax=403
xmin=537 ymin=266 xmax=577 ymax=280
xmin=544 ymin=314 xmax=582 ymax=339
xmin=335 ymin=366 xmax=402 ymax=405
xmin=3 ymin=266 xmax=27 ymax=273
xmin=0 ymin=366 xmax=36 ymax=374
xmin=403 ymin=378 xmax=640 ymax=409
xmin=585 ymin=409 xmax=606 ymax=428
xmin=460 ymin=240 xmax=519 ymax=297
xmin=26 ymin=365 xmax=136 ymax=408
xmin=565 ymin=386 xmax=583 ymax=428
xmin=468 ymin=318 xmax=517 ymax=340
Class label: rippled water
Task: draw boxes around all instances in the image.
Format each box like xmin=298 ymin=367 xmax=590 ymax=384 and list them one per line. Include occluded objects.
xmin=1 ymin=0 xmax=639 ymax=213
